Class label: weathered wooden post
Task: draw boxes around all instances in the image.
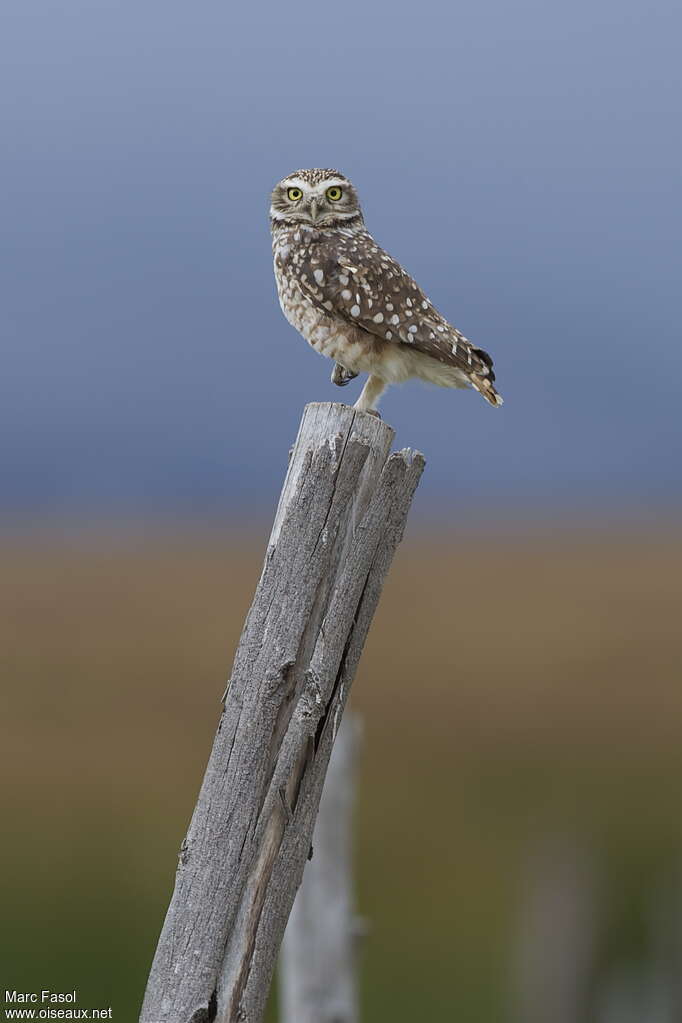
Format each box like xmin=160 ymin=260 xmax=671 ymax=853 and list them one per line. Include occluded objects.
xmin=140 ymin=402 xmax=424 ymax=1023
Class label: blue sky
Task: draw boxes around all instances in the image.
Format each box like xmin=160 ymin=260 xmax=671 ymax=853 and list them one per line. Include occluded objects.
xmin=2 ymin=0 xmax=680 ymax=518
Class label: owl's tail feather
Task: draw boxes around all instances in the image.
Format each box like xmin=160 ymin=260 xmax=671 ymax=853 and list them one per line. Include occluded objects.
xmin=470 ymin=346 xmax=504 ymax=407
xmin=471 ymin=373 xmax=504 ymax=407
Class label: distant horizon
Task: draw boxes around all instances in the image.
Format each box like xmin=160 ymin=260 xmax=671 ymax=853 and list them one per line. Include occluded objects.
xmin=1 ymin=493 xmax=679 ymax=534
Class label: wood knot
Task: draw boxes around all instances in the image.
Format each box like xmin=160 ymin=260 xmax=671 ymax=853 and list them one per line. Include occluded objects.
xmin=297 ymin=671 xmax=323 ymax=721
xmin=264 ymin=659 xmax=295 ymax=695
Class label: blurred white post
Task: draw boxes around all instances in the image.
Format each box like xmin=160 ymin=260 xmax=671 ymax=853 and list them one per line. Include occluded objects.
xmin=514 ymin=837 xmax=596 ymax=1023
xmin=280 ymin=712 xmax=362 ymax=1023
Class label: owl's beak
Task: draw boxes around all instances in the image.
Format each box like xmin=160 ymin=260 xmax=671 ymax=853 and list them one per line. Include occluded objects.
xmin=308 ymin=199 xmax=319 ymax=223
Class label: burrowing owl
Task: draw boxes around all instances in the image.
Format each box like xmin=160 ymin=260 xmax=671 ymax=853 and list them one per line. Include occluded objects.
xmin=270 ymin=168 xmax=503 ymax=413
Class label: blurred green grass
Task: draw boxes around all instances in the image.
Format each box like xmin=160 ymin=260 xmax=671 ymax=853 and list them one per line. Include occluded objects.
xmin=1 ymin=523 xmax=681 ymax=1019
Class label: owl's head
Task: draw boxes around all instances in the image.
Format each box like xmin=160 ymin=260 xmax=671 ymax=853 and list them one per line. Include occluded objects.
xmin=270 ymin=169 xmax=363 ymax=229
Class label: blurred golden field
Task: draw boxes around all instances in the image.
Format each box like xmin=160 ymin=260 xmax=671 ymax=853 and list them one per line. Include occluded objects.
xmin=2 ymin=522 xmax=682 ymax=1020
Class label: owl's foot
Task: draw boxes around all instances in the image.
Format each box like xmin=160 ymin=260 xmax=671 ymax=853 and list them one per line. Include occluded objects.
xmin=331 ymin=363 xmax=358 ymax=387
xmin=361 ymin=409 xmax=382 ymax=419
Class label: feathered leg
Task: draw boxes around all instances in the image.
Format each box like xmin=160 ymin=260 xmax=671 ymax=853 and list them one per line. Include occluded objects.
xmin=354 ymin=374 xmax=386 ymax=413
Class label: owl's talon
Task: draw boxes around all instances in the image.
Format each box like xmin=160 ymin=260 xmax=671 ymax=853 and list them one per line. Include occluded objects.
xmin=331 ymin=363 xmax=358 ymax=387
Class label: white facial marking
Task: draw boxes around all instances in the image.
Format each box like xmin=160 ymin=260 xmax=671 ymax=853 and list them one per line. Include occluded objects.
xmin=310 ymin=177 xmax=347 ymax=196
xmin=282 ymin=176 xmax=307 ymax=192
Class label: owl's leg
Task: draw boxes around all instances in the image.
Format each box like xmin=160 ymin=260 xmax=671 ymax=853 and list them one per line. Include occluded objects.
xmin=354 ymin=374 xmax=386 ymax=413
xmin=331 ymin=363 xmax=358 ymax=387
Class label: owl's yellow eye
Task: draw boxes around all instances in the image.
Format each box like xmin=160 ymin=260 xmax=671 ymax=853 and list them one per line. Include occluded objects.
xmin=287 ymin=187 xmax=303 ymax=201
xmin=326 ymin=186 xmax=343 ymax=201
